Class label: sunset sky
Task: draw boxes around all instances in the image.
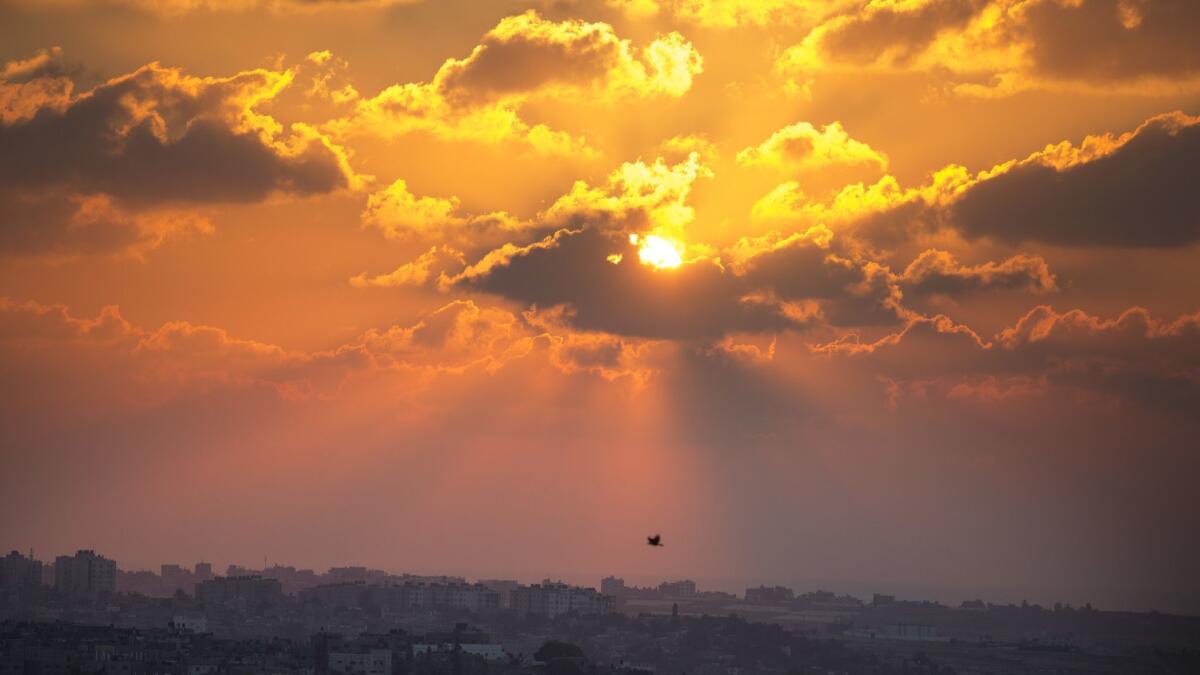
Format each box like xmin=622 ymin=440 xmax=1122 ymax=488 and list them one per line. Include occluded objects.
xmin=1 ymin=0 xmax=1198 ymax=612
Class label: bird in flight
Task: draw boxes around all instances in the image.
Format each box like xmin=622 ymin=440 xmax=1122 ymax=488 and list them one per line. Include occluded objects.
xmin=647 ymin=534 xmax=663 ymax=547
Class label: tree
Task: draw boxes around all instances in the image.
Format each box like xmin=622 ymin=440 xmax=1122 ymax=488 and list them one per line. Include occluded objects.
xmin=535 ymin=640 xmax=584 ymax=663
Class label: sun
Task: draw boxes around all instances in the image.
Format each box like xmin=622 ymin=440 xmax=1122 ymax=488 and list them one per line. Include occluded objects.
xmin=631 ymin=234 xmax=683 ymax=269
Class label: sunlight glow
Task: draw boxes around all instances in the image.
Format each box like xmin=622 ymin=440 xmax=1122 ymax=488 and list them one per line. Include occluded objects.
xmin=631 ymin=233 xmax=683 ymax=269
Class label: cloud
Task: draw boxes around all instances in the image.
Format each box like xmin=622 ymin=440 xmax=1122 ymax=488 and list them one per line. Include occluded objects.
xmin=949 ymin=111 xmax=1200 ymax=247
xmin=438 ymin=153 xmax=813 ymax=339
xmin=435 ymin=149 xmax=1064 ymax=338
xmin=0 ymin=48 xmax=75 ymax=124
xmin=327 ymin=10 xmax=702 ymax=154
xmin=0 ymin=57 xmax=360 ymax=204
xmin=542 ymin=151 xmax=711 ymax=235
xmin=0 ymin=293 xmax=676 ymax=410
xmin=1019 ymin=0 xmax=1200 ymax=84
xmin=354 ymin=151 xmax=715 ymax=299
xmin=435 ymin=10 xmax=701 ymax=105
xmin=0 ymin=295 xmax=656 ymax=403
xmin=811 ymin=303 xmax=1200 ymax=414
xmin=736 ymin=120 xmax=886 ymax=172
xmin=359 ymin=179 xmax=526 ymax=247
xmin=0 ymin=189 xmax=213 ymax=258
xmin=606 ymin=0 xmax=846 ymax=29
xmin=897 ymin=249 xmax=1057 ymax=297
xmin=349 ymin=245 xmax=466 ymax=288
xmin=786 ymin=0 xmax=984 ymax=69
xmin=0 ymin=50 xmax=362 ymax=256
xmin=777 ymin=0 xmax=1200 ymax=96
xmin=452 ymin=227 xmax=801 ymax=339
xmin=5 ymin=0 xmax=416 ymax=14
xmin=751 ymin=111 xmax=1200 ymax=248
xmin=730 ymin=227 xmax=909 ymax=327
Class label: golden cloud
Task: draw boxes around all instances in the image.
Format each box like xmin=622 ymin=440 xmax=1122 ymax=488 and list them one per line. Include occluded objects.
xmin=360 ymin=180 xmax=526 ymax=245
xmin=777 ymin=0 xmax=1200 ymax=96
xmin=736 ymin=120 xmax=887 ymax=172
xmin=0 ymin=296 xmax=659 ymax=401
xmin=327 ymin=11 xmax=702 ymax=154
xmin=607 ymin=0 xmax=848 ymax=28
xmin=751 ymin=111 xmax=1200 ymax=247
xmin=0 ymin=50 xmax=363 ymax=256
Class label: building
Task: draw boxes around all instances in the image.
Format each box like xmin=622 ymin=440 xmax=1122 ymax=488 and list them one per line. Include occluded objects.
xmin=413 ymin=643 xmax=508 ymax=662
xmin=169 ymin=615 xmax=209 ymax=633
xmin=300 ymin=581 xmax=369 ymax=609
xmin=0 ymin=551 xmax=43 ymax=591
xmin=194 ymin=575 xmax=283 ymax=609
xmin=600 ymin=576 xmax=626 ymax=596
xmin=446 ymin=583 xmax=501 ymax=612
xmin=54 ymin=550 xmax=117 ymax=597
xmin=194 ymin=561 xmax=213 ymax=581
xmin=160 ymin=564 xmax=192 ymax=593
xmin=744 ymin=585 xmax=794 ymax=605
xmin=478 ymin=579 xmax=520 ymax=608
xmin=657 ymin=580 xmax=697 ymax=597
xmin=510 ymin=580 xmax=615 ymax=617
xmin=328 ymin=648 xmax=392 ymax=675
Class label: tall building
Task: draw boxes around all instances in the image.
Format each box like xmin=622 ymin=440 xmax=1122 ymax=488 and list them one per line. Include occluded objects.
xmin=478 ymin=579 xmax=520 ymax=608
xmin=54 ymin=550 xmax=117 ymax=597
xmin=194 ymin=561 xmax=213 ymax=581
xmin=1 ymin=551 xmax=43 ymax=590
xmin=195 ymin=575 xmax=283 ymax=608
xmin=600 ymin=576 xmax=626 ymax=596
xmin=658 ymin=580 xmax=697 ymax=597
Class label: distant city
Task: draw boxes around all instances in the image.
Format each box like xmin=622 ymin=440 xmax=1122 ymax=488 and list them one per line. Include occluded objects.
xmin=2 ymin=548 xmax=1198 ymax=674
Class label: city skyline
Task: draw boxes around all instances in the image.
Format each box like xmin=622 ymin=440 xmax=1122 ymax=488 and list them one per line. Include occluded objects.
xmin=2 ymin=0 xmax=1200 ymax=625
xmin=2 ymin=547 xmax=1190 ymax=616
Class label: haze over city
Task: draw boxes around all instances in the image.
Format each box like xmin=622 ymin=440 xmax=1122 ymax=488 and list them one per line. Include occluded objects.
xmin=2 ymin=0 xmax=1200 ymax=651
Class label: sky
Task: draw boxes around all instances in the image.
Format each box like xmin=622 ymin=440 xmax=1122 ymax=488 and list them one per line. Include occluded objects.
xmin=0 ymin=0 xmax=1198 ymax=613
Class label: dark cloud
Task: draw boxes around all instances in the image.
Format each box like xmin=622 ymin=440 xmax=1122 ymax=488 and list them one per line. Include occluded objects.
xmin=815 ymin=0 xmax=985 ymax=67
xmin=0 ymin=55 xmax=357 ymax=255
xmin=455 ymin=227 xmax=801 ymax=340
xmin=0 ymin=64 xmax=352 ymax=204
xmin=0 ymin=189 xmax=146 ymax=257
xmin=1022 ymin=0 xmax=1200 ymax=82
xmin=815 ymin=304 xmax=1200 ymax=415
xmin=435 ymin=16 xmax=615 ymax=106
xmin=431 ymin=10 xmax=700 ymax=107
xmin=898 ymin=249 xmax=1057 ymax=297
xmin=738 ymin=234 xmax=907 ymax=327
xmin=949 ymin=112 xmax=1200 ymax=247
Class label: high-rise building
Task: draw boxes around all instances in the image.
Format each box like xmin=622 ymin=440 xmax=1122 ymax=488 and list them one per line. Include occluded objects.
xmin=194 ymin=561 xmax=213 ymax=581
xmin=478 ymin=579 xmax=520 ymax=608
xmin=600 ymin=576 xmax=626 ymax=596
xmin=195 ymin=575 xmax=283 ymax=609
xmin=0 ymin=551 xmax=43 ymax=591
xmin=54 ymin=550 xmax=117 ymax=597
xmin=658 ymin=580 xmax=697 ymax=597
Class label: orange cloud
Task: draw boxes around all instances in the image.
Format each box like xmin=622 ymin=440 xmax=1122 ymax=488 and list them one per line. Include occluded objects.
xmin=7 ymin=0 xmax=416 ymax=14
xmin=736 ymin=120 xmax=887 ymax=172
xmin=327 ymin=11 xmax=702 ymax=155
xmin=751 ymin=111 xmax=1200 ymax=247
xmin=778 ymin=0 xmax=1200 ymax=96
xmin=0 ymin=50 xmax=363 ymax=256
xmin=360 ymin=180 xmax=526 ymax=246
xmin=607 ymin=0 xmax=848 ymax=28
xmin=898 ymin=249 xmax=1057 ymax=297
